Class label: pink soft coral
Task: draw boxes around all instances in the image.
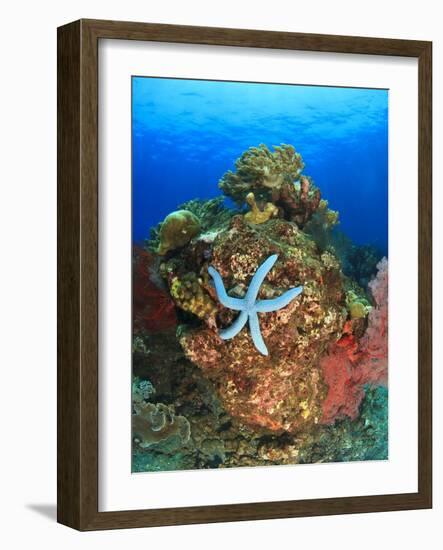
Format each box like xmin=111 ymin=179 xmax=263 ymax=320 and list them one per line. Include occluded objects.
xmin=359 ymin=257 xmax=388 ymax=385
xmin=320 ymin=258 xmax=388 ymax=424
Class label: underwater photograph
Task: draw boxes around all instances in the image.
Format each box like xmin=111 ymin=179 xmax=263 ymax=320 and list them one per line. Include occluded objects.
xmin=131 ymin=76 xmax=388 ymax=473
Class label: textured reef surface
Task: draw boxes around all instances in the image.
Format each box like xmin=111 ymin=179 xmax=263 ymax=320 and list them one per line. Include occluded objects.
xmin=132 ymin=144 xmax=388 ymax=471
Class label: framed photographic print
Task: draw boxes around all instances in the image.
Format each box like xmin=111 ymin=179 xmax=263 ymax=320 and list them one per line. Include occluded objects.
xmin=57 ymin=19 xmax=432 ymax=530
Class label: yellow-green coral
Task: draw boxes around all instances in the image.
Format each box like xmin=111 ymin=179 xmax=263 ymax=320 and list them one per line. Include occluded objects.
xmin=170 ymin=273 xmax=217 ymax=320
xmin=219 ymin=144 xmax=304 ymax=204
xmin=317 ymin=199 xmax=339 ymax=228
xmin=244 ymin=192 xmax=278 ymax=224
xmin=157 ymin=210 xmax=200 ymax=255
xmin=346 ymin=290 xmax=372 ymax=319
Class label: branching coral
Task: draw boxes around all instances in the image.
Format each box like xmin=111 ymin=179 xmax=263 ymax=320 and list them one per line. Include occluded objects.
xmin=133 ymin=401 xmax=191 ymax=449
xmin=219 ymin=143 xmax=304 ymax=203
xmin=319 ymin=338 xmax=366 ymax=424
xmin=219 ymin=144 xmax=321 ymax=227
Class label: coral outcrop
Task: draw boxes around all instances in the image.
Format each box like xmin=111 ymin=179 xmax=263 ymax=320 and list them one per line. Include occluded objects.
xmin=157 ymin=209 xmax=201 ymax=255
xmin=178 ymin=215 xmax=347 ymax=432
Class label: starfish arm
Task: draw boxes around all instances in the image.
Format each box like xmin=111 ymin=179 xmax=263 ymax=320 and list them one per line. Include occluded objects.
xmin=248 ymin=311 xmax=269 ymax=356
xmin=245 ymin=254 xmax=279 ymax=306
xmin=208 ymin=266 xmax=245 ymax=311
xmin=255 ymin=286 xmax=303 ymax=313
xmin=219 ymin=310 xmax=248 ymax=340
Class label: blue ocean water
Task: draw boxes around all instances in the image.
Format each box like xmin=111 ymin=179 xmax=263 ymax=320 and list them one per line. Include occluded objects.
xmin=132 ymin=77 xmax=388 ymax=254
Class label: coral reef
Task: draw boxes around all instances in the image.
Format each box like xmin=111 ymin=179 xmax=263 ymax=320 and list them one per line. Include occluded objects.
xmin=132 ymin=142 xmax=389 ymax=470
xmin=346 ymin=244 xmax=384 ymax=288
xmin=157 ymin=209 xmax=201 ymax=255
xmin=133 ymin=376 xmax=156 ymax=403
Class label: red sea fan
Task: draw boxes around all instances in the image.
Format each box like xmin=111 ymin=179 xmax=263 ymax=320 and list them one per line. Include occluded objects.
xmin=320 ymin=258 xmax=388 ymax=424
xmin=133 ymin=247 xmax=177 ymax=333
xmin=320 ymin=341 xmax=365 ymax=424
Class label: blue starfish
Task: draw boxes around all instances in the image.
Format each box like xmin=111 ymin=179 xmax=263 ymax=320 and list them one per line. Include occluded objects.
xmin=208 ymin=254 xmax=303 ymax=356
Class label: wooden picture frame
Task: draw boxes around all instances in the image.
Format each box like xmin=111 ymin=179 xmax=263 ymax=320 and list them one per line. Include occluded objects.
xmin=57 ymin=18 xmax=432 ymax=530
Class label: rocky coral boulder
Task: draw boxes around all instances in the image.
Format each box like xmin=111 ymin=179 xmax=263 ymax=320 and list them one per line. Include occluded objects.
xmin=178 ymin=215 xmax=348 ymax=433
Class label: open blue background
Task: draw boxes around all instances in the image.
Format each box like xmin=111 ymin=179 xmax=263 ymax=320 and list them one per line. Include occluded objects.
xmin=132 ymin=77 xmax=388 ymax=253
